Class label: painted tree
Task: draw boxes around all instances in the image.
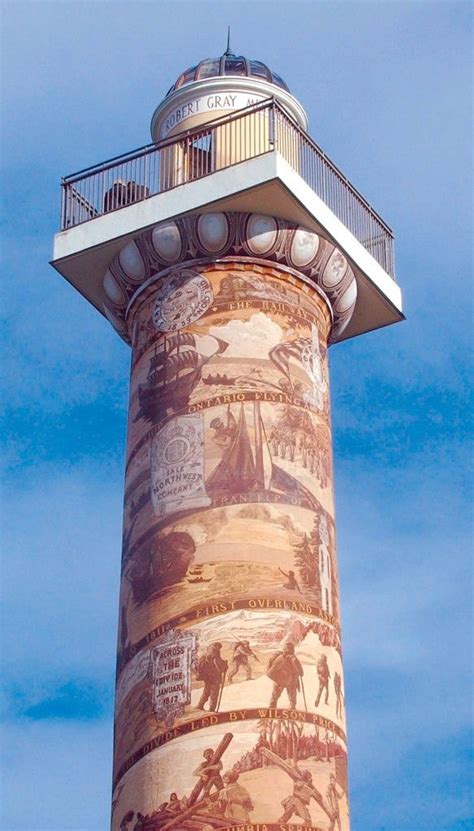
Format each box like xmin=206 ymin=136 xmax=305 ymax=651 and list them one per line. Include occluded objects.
xmin=293 ymin=532 xmax=317 ymax=587
xmin=288 ymin=720 xmax=304 ymax=764
xmin=309 ymin=514 xmax=321 ymax=559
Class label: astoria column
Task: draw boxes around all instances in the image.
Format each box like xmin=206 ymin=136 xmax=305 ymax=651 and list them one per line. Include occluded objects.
xmin=52 ymin=50 xmax=402 ymax=831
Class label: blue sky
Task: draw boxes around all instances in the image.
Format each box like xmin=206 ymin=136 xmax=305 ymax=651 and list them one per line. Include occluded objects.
xmin=1 ymin=1 xmax=472 ymax=829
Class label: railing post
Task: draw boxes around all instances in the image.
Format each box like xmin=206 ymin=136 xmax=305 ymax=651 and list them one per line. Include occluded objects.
xmin=101 ymin=163 xmax=106 ymax=217
xmin=321 ymin=151 xmax=327 ymax=204
xmin=268 ymin=101 xmax=275 ymax=150
xmin=60 ymin=180 xmax=66 ymax=230
xmin=143 ymin=151 xmax=148 ymax=196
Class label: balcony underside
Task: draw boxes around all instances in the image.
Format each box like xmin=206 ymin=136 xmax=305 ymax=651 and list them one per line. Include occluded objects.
xmin=52 ymin=152 xmax=403 ymax=344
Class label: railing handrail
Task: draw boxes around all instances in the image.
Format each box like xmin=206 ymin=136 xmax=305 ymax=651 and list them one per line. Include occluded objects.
xmin=271 ymin=99 xmax=394 ymax=237
xmin=59 ymin=97 xmax=395 ymax=277
xmin=61 ymin=98 xmax=393 ymax=238
xmin=62 ymin=97 xmax=278 ymax=184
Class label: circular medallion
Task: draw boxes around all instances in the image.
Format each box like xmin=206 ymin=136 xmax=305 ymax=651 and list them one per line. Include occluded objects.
xmin=152 ymin=421 xmax=200 ymax=470
xmin=152 ymin=270 xmax=213 ymax=332
xmin=163 ymin=436 xmax=191 ymax=465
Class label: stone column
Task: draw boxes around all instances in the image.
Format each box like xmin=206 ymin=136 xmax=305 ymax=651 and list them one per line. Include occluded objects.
xmin=105 ymin=212 xmax=356 ymax=831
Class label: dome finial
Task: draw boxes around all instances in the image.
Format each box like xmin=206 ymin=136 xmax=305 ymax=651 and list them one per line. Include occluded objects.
xmin=224 ymin=25 xmax=232 ymax=56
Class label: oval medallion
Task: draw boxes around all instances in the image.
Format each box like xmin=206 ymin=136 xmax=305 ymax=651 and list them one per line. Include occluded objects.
xmin=151 ymin=221 xmax=183 ymax=263
xmin=290 ymin=227 xmax=320 ymax=268
xmin=118 ymin=241 xmax=146 ymax=282
xmin=245 ymin=214 xmax=278 ymax=254
xmin=335 ymin=279 xmax=357 ymax=313
xmin=103 ymin=269 xmax=126 ymax=306
xmin=321 ymin=250 xmax=347 ymax=288
xmin=196 ymin=213 xmax=229 ymax=252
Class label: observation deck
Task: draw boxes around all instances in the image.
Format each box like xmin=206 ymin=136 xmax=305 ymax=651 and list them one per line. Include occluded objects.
xmin=52 ymin=97 xmax=403 ymax=343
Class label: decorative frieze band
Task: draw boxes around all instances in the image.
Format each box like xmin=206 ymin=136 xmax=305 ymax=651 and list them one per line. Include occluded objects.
xmin=102 ymin=212 xmax=357 ymax=343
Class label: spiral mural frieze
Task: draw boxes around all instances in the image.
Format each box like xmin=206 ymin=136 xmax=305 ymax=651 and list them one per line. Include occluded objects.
xmin=108 ymin=253 xmax=350 ymax=829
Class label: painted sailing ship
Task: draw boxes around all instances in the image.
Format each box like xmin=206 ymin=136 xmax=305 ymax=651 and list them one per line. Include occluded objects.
xmin=206 ymin=402 xmax=319 ymax=511
xmin=136 ymin=332 xmax=228 ymax=423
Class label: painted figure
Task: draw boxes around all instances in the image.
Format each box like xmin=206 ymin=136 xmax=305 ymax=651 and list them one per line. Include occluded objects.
xmin=324 ymin=729 xmax=332 ymax=761
xmin=132 ymin=813 xmax=148 ymax=831
xmin=334 ymin=671 xmax=343 ymax=718
xmin=279 ymin=768 xmax=322 ymax=824
xmin=210 ymin=407 xmax=237 ymax=449
xmin=228 ymin=640 xmax=259 ymax=682
xmin=119 ymin=812 xmax=134 ymax=831
xmin=219 ymin=770 xmax=254 ymax=820
xmin=315 ymin=653 xmax=330 ymax=706
xmin=260 ymin=747 xmax=331 ymax=825
xmin=267 ymin=642 xmax=304 ymax=708
xmin=193 ymin=748 xmax=224 ymax=796
xmin=279 ymin=567 xmax=302 ymax=593
xmin=196 ymin=643 xmax=228 ymax=711
xmin=159 ymin=792 xmax=187 ymax=814
xmin=326 ymin=773 xmax=344 ymax=831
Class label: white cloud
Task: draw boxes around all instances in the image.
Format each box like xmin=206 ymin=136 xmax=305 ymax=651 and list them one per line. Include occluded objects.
xmin=209 ymin=312 xmax=283 ymax=359
xmin=178 ymin=522 xmax=207 ymax=546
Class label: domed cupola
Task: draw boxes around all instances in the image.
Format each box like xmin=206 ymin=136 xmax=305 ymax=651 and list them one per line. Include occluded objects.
xmin=151 ymin=39 xmax=307 ymax=142
xmin=166 ymin=50 xmax=291 ymax=96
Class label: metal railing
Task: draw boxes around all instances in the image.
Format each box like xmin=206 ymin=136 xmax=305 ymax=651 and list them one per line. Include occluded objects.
xmin=60 ymin=98 xmax=395 ymax=278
